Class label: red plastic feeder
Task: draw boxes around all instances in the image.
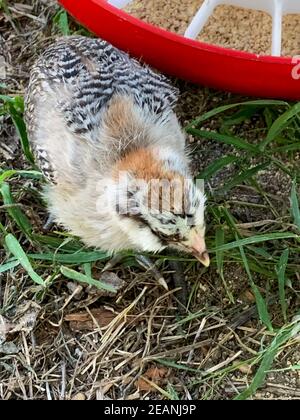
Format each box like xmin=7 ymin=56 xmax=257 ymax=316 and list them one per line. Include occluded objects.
xmin=58 ymin=0 xmax=300 ymax=100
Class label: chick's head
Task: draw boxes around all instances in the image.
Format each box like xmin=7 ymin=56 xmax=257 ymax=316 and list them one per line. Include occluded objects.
xmin=113 ymin=166 xmax=209 ymax=267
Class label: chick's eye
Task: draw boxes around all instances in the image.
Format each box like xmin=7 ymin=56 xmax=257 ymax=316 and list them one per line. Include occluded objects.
xmin=185 ymin=214 xmax=195 ymax=226
xmin=168 ymin=219 xmax=177 ymax=225
xmin=150 ymin=228 xmax=182 ymax=244
xmin=158 ymin=216 xmax=177 ymax=226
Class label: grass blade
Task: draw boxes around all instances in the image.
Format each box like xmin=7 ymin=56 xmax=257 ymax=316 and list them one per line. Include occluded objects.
xmin=238 ymin=242 xmax=273 ymax=331
xmin=213 ymin=232 xmax=298 ymax=252
xmin=0 ymin=95 xmax=33 ymax=164
xmin=83 ymin=262 xmax=92 ymax=277
xmin=29 ymin=251 xmax=109 ymax=264
xmin=166 ymin=384 xmax=180 ymax=400
xmin=0 ymin=182 xmax=32 ymax=236
xmin=0 ymin=170 xmax=17 ymax=184
xmin=235 ymin=320 xmax=300 ymax=399
xmin=215 ymin=227 xmax=225 ymax=277
xmin=8 ymin=102 xmax=34 ymax=163
xmin=32 ymin=234 xmax=83 ymax=251
xmin=273 ymin=143 xmax=300 ymax=153
xmin=187 ymin=128 xmax=257 ymax=153
xmin=261 ymin=102 xmax=300 ymax=150
xmin=53 ymin=10 xmax=70 ymax=35
xmin=0 ymin=169 xmax=42 ymax=184
xmin=215 ymin=227 xmax=234 ymax=303
xmin=247 ymin=246 xmax=273 ymax=260
xmin=186 ymin=100 xmax=288 ymax=129
xmin=276 ymin=249 xmax=289 ymax=322
xmin=290 ymin=180 xmax=300 ymax=231
xmin=0 ymin=94 xmax=23 ymax=110
xmin=197 ymin=155 xmax=237 ymax=180
xmin=0 ymin=259 xmax=20 ymax=273
xmin=219 ymin=162 xmax=269 ymax=194
xmin=222 ymin=106 xmax=260 ymax=127
xmin=5 ymin=234 xmax=45 ymax=286
xmin=0 ymin=221 xmax=7 ymax=234
xmin=60 ymin=266 xmax=116 ymax=292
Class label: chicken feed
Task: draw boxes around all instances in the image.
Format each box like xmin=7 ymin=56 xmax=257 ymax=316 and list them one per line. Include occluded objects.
xmin=124 ymin=1 xmax=300 ymax=56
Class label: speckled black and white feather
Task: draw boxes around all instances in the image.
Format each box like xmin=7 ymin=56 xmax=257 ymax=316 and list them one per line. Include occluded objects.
xmin=25 ymin=36 xmax=179 ymax=181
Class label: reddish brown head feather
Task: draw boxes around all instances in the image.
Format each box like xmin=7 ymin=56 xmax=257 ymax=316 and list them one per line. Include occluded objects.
xmin=113 ymin=148 xmax=186 ymax=213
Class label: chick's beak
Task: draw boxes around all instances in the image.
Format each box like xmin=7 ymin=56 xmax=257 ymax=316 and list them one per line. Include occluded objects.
xmin=187 ymin=230 xmax=210 ymax=267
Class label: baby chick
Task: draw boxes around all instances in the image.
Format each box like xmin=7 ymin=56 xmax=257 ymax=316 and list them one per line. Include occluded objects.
xmin=25 ymin=36 xmax=209 ymax=267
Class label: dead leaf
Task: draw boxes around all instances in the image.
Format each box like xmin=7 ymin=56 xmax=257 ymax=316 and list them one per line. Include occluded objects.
xmin=136 ymin=366 xmax=169 ymax=392
xmin=0 ymin=302 xmax=40 ymax=343
xmin=145 ymin=366 xmax=169 ymax=380
xmin=136 ymin=378 xmax=151 ymax=392
xmin=234 ymin=361 xmax=253 ymax=375
xmin=11 ymin=301 xmax=41 ymax=334
xmin=87 ymin=271 xmax=126 ymax=297
xmin=65 ymin=307 xmax=117 ymax=331
xmin=0 ymin=316 xmax=14 ymax=345
xmin=71 ymin=393 xmax=86 ymax=400
xmin=239 ymin=289 xmax=255 ymax=303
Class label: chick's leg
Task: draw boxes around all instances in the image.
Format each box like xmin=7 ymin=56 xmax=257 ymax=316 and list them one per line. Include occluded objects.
xmin=43 ymin=214 xmax=55 ymax=231
xmin=102 ymin=254 xmax=124 ymax=272
xmin=168 ymin=259 xmax=188 ymax=314
xmin=102 ymin=253 xmax=187 ymax=311
xmin=102 ymin=254 xmax=168 ymax=290
xmin=135 ymin=255 xmax=168 ymax=290
xmin=137 ymin=254 xmax=188 ymax=312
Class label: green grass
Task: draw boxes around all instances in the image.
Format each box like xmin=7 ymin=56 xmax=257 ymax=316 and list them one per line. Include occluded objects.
xmin=4 ymin=234 xmax=45 ymax=286
xmin=52 ymin=8 xmax=92 ymax=37
xmin=183 ymin=99 xmax=300 ymax=398
xmin=0 ymin=0 xmax=7 ymax=11
xmin=52 ymin=9 xmax=70 ymax=36
xmin=1 ymin=67 xmax=300 ymax=399
xmin=60 ymin=266 xmax=117 ymax=292
xmin=234 ymin=318 xmax=300 ymax=400
xmin=0 ymin=95 xmax=34 ymax=163
xmin=156 ymin=315 xmax=300 ymax=400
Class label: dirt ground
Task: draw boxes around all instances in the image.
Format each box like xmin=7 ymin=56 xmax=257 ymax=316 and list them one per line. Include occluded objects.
xmin=0 ymin=1 xmax=300 ymax=400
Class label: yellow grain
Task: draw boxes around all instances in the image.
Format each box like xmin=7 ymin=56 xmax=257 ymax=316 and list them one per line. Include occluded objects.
xmin=124 ymin=1 xmax=300 ymax=56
